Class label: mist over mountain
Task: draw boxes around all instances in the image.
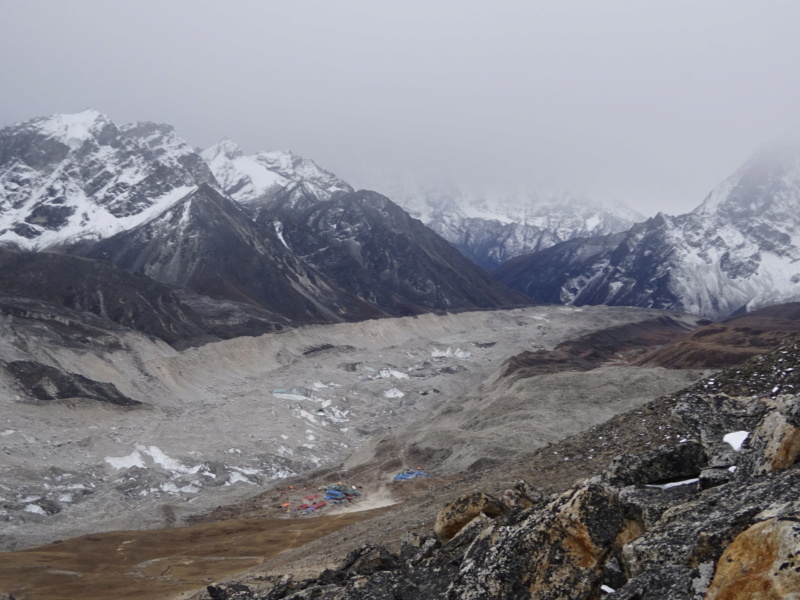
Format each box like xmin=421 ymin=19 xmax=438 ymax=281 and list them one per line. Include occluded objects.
xmin=496 ymin=130 xmax=800 ymax=319
xmin=379 ymin=181 xmax=642 ymax=270
xmin=2 ymin=109 xmax=800 ymax=600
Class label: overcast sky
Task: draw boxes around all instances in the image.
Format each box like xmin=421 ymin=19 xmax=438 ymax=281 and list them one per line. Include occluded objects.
xmin=2 ymin=1 xmax=799 ymax=215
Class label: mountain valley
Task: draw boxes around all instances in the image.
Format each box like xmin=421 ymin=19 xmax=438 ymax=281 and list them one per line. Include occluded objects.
xmin=1 ymin=304 xmax=700 ymax=553
xmin=0 ymin=302 xmax=720 ymax=599
xmin=1 ymin=109 xmax=800 ymax=600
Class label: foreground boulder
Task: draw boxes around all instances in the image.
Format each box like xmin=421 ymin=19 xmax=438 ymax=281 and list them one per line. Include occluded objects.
xmin=433 ymin=492 xmax=506 ymax=542
xmin=705 ymin=514 xmax=800 ymax=599
xmin=441 ymin=482 xmax=627 ymax=599
xmin=605 ymin=441 xmax=707 ymax=487
xmin=621 ymin=468 xmax=800 ymax=579
xmin=736 ymin=398 xmax=800 ymax=478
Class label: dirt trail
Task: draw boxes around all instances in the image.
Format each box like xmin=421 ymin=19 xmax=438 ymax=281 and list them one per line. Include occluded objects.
xmin=0 ymin=506 xmax=393 ymax=600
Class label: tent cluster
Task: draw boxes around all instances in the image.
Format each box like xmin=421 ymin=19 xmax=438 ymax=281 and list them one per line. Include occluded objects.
xmin=293 ymin=494 xmax=327 ymax=514
xmin=282 ymin=482 xmax=362 ymax=514
xmin=393 ymin=468 xmax=430 ymax=481
xmin=321 ymin=483 xmax=362 ymax=504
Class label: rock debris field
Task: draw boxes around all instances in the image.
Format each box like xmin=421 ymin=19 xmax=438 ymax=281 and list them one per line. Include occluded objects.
xmin=0 ymin=306 xmax=704 ymax=551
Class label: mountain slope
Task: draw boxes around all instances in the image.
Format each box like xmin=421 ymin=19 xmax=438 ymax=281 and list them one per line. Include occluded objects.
xmin=217 ymin=337 xmax=800 ymax=600
xmin=263 ymin=186 xmax=528 ymax=315
xmin=0 ymin=110 xmax=216 ymax=249
xmin=0 ymin=247 xmax=296 ymax=347
xmin=0 ymin=247 xmax=212 ymax=346
xmin=495 ymin=132 xmax=800 ymax=319
xmin=83 ymin=184 xmax=384 ymax=324
xmin=634 ymin=301 xmax=800 ymax=368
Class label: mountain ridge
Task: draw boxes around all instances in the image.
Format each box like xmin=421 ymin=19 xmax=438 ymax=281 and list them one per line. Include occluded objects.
xmin=495 ymin=131 xmax=800 ymax=319
xmin=82 ymin=183 xmax=385 ymax=323
xmin=1 ymin=110 xmax=530 ymax=329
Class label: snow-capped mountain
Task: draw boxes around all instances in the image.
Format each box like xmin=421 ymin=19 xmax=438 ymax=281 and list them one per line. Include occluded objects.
xmin=0 ymin=108 xmax=636 ymax=275
xmin=372 ymin=181 xmax=641 ymax=270
xmin=0 ymin=110 xmax=355 ymax=252
xmin=202 ymin=139 xmax=352 ymax=207
xmin=0 ymin=109 xmax=215 ymax=250
xmin=495 ymin=130 xmax=800 ymax=319
xmin=0 ymin=110 xmax=528 ymax=330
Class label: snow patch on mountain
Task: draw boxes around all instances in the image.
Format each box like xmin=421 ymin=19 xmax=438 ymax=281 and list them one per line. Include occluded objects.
xmin=35 ymin=109 xmax=109 ymax=149
xmin=201 ymin=140 xmax=352 ymax=206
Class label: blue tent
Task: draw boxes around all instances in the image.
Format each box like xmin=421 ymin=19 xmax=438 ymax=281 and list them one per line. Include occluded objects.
xmin=393 ymin=469 xmax=429 ymax=481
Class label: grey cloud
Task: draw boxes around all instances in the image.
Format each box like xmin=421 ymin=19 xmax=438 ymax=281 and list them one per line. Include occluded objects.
xmin=2 ymin=0 xmax=799 ymax=215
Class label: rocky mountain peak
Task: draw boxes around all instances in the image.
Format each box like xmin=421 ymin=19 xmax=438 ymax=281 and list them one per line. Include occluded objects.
xmin=380 ymin=182 xmax=643 ymax=270
xmin=201 ymin=138 xmax=245 ymax=161
xmin=267 ymin=188 xmax=526 ymax=315
xmin=202 ymin=141 xmax=352 ymax=206
xmin=82 ymin=183 xmax=384 ymax=323
xmin=25 ymin=108 xmax=113 ymax=150
xmin=120 ymin=120 xmax=182 ymax=153
xmin=693 ymin=130 xmax=800 ymax=223
xmin=497 ymin=129 xmax=800 ymax=320
xmin=255 ymin=149 xmax=345 ymax=187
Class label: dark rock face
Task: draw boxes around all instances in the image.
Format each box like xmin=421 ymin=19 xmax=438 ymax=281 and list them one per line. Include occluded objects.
xmin=204 ymin=338 xmax=800 ymax=600
xmin=0 ymin=293 xmax=132 ymax=354
xmin=0 ymin=246 xmax=213 ymax=347
xmin=605 ymin=442 xmax=707 ymax=487
xmin=618 ymin=484 xmax=700 ymax=529
xmin=0 ymin=247 xmax=298 ymax=348
xmin=4 ymin=360 xmax=139 ymax=406
xmin=494 ymin=219 xmax=683 ymax=311
xmin=605 ymin=566 xmax=694 ymax=600
xmin=83 ymin=184 xmax=385 ymax=324
xmin=263 ymin=187 xmax=527 ymax=316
